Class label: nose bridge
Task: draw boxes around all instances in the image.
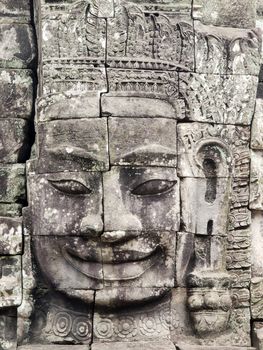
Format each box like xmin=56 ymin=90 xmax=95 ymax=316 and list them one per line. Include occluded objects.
xmin=103 ymin=172 xmax=142 ymax=231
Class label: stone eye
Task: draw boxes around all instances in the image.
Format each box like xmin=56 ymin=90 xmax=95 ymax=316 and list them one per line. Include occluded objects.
xmin=48 ymin=180 xmax=91 ymax=195
xmin=131 ymin=179 xmax=176 ymax=196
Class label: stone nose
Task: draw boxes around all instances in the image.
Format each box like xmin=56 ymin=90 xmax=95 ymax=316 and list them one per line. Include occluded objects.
xmin=80 ymin=214 xmax=103 ymax=237
xmin=104 ymin=211 xmax=142 ymax=232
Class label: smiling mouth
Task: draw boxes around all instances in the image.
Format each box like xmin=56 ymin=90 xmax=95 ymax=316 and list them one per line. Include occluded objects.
xmin=62 ymin=245 xmax=163 ymax=282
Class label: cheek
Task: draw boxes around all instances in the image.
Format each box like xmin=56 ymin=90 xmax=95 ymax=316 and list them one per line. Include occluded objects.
xmin=123 ymin=190 xmax=179 ymax=231
xmin=33 ymin=191 xmax=101 ymax=235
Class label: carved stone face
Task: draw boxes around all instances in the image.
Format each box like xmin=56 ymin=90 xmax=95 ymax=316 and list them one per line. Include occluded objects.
xmin=29 ymin=113 xmax=180 ymax=303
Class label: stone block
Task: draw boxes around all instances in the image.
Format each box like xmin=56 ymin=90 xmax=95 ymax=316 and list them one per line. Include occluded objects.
xmin=106 ymin=2 xmax=194 ymax=70
xmin=251 ymin=99 xmax=263 ymax=150
xmin=37 ymin=92 xmax=101 ymax=122
xmin=251 ymin=277 xmax=263 ymax=319
xmin=18 ymin=347 xmax=89 ymax=350
xmin=231 ymin=178 xmax=250 ymax=209
xmin=0 ymin=204 xmax=22 ymax=217
xmin=228 ymin=207 xmax=251 ymax=231
xmin=31 ymin=236 xmax=103 ymax=290
xmin=27 ymin=171 xmax=103 ymax=236
xmin=0 ymin=119 xmax=30 ymax=163
xmin=201 ymin=0 xmax=257 ymax=28
xmin=105 ymin=70 xmax=180 ymax=117
xmin=0 ymin=24 xmax=36 ymax=68
xmin=179 ymin=73 xmax=258 ymax=125
xmin=250 ymin=150 xmax=263 ymax=209
xmin=20 ymin=288 xmax=94 ymax=346
xmin=0 ymin=164 xmax=25 ymax=203
xmin=0 ymin=217 xmax=22 ymax=255
xmin=101 ymin=95 xmax=182 ymax=119
xmin=176 ymin=232 xmax=195 ymax=287
xmin=0 ymin=256 xmax=22 ymax=307
xmin=108 ymin=118 xmax=177 ymax=167
xmin=102 ymin=231 xmax=176 ymax=288
xmin=226 ymin=248 xmax=251 ymax=269
xmin=37 ymin=119 xmax=109 ymax=173
xmin=195 ymin=22 xmax=261 ymax=75
xmin=94 ymin=289 xmax=171 ymax=342
xmin=0 ymin=69 xmax=34 ymax=119
xmin=227 ymin=268 xmax=251 ymax=288
xmin=92 ymin=341 xmax=176 ymax=350
xmin=0 ymin=0 xmax=31 ymax=23
xmin=0 ymin=308 xmax=17 ymax=350
xmin=252 ymin=322 xmax=263 ymax=350
xmin=251 ymin=211 xmax=263 ymax=277
xmin=231 ymin=288 xmax=250 ymax=308
xmin=227 ymin=229 xmax=251 ymax=250
xmin=181 ymin=177 xmax=231 ymax=236
xmin=103 ymin=166 xmax=180 ymax=232
xmin=178 ymin=123 xmax=250 ymax=178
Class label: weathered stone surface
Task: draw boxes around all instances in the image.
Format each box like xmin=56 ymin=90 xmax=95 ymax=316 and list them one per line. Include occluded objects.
xmin=0 ymin=24 xmax=36 ymax=68
xmin=195 ymin=22 xmax=261 ymax=75
xmin=37 ymin=119 xmax=109 ymax=173
xmin=18 ymin=347 xmax=89 ymax=350
xmin=251 ymin=211 xmax=263 ymax=277
xmin=40 ymin=2 xmax=107 ymax=96
xmin=201 ymin=0 xmax=257 ymax=28
xmin=250 ymin=151 xmax=263 ymax=209
xmin=94 ymin=290 xmax=171 ymax=342
xmin=226 ymin=248 xmax=251 ymax=269
xmin=251 ymin=99 xmax=263 ymax=150
xmin=0 ymin=69 xmax=34 ymax=119
xmin=31 ymin=236 xmax=103 ymax=290
xmin=227 ymin=268 xmax=251 ymax=288
xmin=179 ymin=73 xmax=258 ymax=125
xmin=251 ymin=277 xmax=263 ymax=319
xmin=0 ymin=256 xmax=21 ymax=307
xmin=231 ymin=288 xmax=250 ymax=308
xmin=37 ymin=92 xmax=101 ymax=121
xmin=102 ymin=231 xmax=176 ymax=288
xmin=0 ymin=203 xmax=22 ymax=217
xmin=0 ymin=164 xmax=25 ymax=203
xmin=176 ymin=232 xmax=195 ymax=287
xmin=178 ymin=123 xmax=250 ymax=177
xmin=92 ymin=341 xmax=176 ymax=350
xmin=103 ymin=166 xmax=180 ymax=232
xmin=0 ymin=0 xmax=31 ymax=23
xmin=106 ymin=1 xmax=194 ymax=70
xmin=228 ymin=207 xmax=251 ymax=231
xmin=0 ymin=308 xmax=17 ymax=350
xmin=27 ymin=171 xmax=103 ymax=236
xmin=0 ymin=119 xmax=29 ymax=163
xmin=181 ymin=177 xmax=231 ymax=236
xmin=0 ymin=217 xmax=22 ymax=255
xmin=20 ymin=288 xmax=94 ymax=345
xmin=104 ymin=70 xmax=182 ymax=119
xmin=108 ymin=118 xmax=177 ymax=167
xmin=252 ymin=322 xmax=263 ymax=350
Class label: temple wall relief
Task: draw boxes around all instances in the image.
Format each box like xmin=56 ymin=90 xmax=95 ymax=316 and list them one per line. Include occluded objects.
xmin=0 ymin=0 xmax=262 ymax=349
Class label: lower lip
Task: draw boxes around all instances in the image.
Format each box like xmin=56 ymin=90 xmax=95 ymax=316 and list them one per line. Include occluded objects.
xmin=62 ymin=246 xmax=163 ymax=282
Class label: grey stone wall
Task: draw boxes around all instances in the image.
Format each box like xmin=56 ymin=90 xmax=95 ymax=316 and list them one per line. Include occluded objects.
xmin=1 ymin=0 xmax=263 ymax=349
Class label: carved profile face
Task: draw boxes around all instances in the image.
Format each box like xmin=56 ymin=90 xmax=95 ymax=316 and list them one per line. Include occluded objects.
xmin=28 ymin=112 xmax=180 ymax=303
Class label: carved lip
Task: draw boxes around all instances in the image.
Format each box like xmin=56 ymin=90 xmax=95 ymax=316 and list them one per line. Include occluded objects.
xmin=62 ymin=245 xmax=163 ymax=281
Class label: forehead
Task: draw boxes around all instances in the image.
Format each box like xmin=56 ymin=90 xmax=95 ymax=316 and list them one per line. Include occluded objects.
xmin=36 ymin=96 xmax=179 ymax=173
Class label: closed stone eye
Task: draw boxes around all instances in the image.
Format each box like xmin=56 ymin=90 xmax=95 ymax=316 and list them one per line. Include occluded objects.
xmin=48 ymin=179 xmax=91 ymax=195
xmin=131 ymin=179 xmax=177 ymax=196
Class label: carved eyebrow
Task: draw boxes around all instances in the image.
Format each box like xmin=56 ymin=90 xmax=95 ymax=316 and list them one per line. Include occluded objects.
xmin=47 ymin=146 xmax=101 ymax=163
xmin=115 ymin=145 xmax=177 ymax=163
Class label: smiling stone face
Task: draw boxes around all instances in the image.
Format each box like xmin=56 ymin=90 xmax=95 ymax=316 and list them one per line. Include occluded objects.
xmin=28 ymin=110 xmax=180 ymax=295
